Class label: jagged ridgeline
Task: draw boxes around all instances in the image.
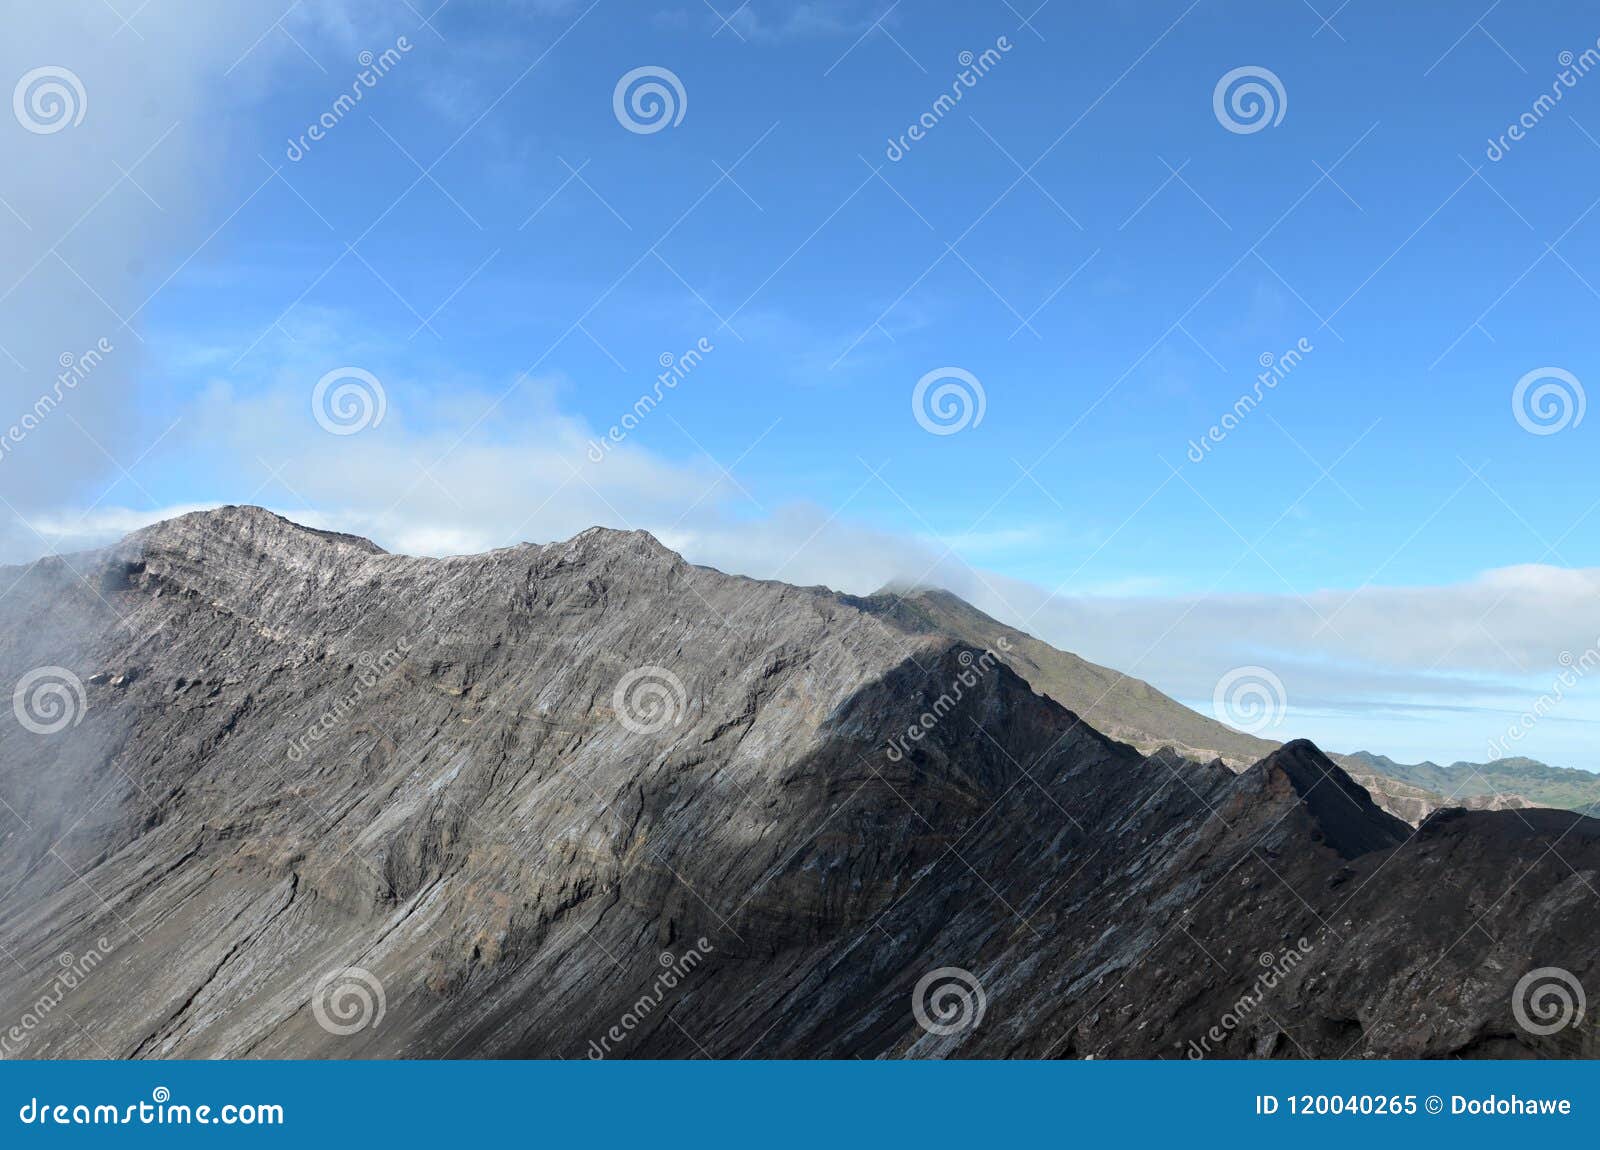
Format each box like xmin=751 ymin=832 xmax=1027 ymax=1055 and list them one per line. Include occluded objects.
xmin=0 ymin=507 xmax=1594 ymax=1058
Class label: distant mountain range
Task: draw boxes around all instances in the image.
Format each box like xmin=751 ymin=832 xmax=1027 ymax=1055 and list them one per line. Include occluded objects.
xmin=1334 ymin=751 xmax=1600 ymax=817
xmin=2 ymin=507 xmax=1594 ymax=1059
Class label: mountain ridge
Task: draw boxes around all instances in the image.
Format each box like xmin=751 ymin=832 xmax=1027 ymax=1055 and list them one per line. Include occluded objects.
xmin=2 ymin=507 xmax=1595 ymax=1058
xmin=17 ymin=506 xmax=1583 ymax=822
xmin=847 ymin=583 xmax=1278 ymax=767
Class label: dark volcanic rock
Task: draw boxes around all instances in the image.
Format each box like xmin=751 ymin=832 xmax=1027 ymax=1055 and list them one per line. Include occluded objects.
xmin=0 ymin=507 xmax=1595 ymax=1059
xmin=1244 ymin=740 xmax=1409 ymax=859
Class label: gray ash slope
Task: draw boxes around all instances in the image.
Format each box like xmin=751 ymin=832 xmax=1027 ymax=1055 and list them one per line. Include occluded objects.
xmin=0 ymin=506 xmax=1595 ymax=1059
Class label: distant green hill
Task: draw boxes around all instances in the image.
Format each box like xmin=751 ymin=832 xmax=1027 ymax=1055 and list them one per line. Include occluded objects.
xmin=1339 ymin=751 xmax=1600 ymax=814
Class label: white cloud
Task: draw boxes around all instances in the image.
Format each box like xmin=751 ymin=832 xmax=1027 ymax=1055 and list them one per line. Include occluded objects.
xmin=718 ymin=2 xmax=868 ymax=41
xmin=950 ymin=565 xmax=1600 ymax=768
xmin=0 ymin=0 xmax=407 ymax=509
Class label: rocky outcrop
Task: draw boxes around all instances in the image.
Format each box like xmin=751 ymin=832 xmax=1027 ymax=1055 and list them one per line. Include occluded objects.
xmin=0 ymin=508 xmax=1594 ymax=1059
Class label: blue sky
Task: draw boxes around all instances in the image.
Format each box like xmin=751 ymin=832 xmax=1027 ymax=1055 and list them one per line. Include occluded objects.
xmin=6 ymin=0 xmax=1600 ymax=769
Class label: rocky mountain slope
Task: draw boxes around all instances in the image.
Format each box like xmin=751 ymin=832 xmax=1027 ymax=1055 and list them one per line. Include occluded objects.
xmin=0 ymin=507 xmax=1595 ymax=1059
xmin=850 ymin=587 xmax=1277 ymax=766
xmin=854 ymin=586 xmax=1550 ymax=826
